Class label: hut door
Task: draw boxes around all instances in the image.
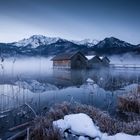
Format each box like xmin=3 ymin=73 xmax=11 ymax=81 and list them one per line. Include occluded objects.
xmin=76 ymin=58 xmax=82 ymax=69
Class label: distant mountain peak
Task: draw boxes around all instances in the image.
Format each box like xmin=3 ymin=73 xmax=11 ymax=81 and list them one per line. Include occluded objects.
xmin=13 ymin=35 xmax=63 ymax=48
xmin=72 ymin=38 xmax=99 ymax=47
xmin=95 ymin=37 xmax=135 ymax=48
xmin=13 ymin=35 xmax=99 ymax=48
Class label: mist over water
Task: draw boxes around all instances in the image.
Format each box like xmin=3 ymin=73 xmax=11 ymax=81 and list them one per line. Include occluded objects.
xmin=0 ymin=57 xmax=53 ymax=83
xmin=0 ymin=55 xmax=140 ymax=85
xmin=110 ymin=54 xmax=140 ymax=65
xmin=0 ymin=57 xmax=53 ymax=74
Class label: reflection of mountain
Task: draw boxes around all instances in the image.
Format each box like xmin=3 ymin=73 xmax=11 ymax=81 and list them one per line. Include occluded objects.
xmin=0 ymin=35 xmax=140 ymax=57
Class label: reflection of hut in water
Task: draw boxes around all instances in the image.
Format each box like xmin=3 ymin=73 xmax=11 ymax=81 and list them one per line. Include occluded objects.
xmin=53 ymin=69 xmax=86 ymax=86
xmin=51 ymin=51 xmax=87 ymax=69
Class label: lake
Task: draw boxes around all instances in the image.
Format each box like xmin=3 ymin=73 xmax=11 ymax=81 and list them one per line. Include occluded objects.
xmin=0 ymin=57 xmax=140 ymax=139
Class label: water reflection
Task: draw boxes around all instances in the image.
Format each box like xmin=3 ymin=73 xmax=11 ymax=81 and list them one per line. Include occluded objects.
xmin=52 ymin=68 xmax=140 ymax=90
xmin=0 ymin=68 xmax=140 ymax=112
xmin=52 ymin=69 xmax=86 ymax=87
xmin=0 ymin=67 xmax=140 ymax=113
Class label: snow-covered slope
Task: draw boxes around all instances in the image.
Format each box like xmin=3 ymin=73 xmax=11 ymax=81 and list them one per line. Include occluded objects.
xmin=94 ymin=37 xmax=135 ymax=48
xmin=13 ymin=35 xmax=99 ymax=48
xmin=72 ymin=39 xmax=99 ymax=47
xmin=13 ymin=35 xmax=63 ymax=48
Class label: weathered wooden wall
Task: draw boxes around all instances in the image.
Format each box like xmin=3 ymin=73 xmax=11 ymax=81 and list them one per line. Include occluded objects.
xmin=53 ymin=60 xmax=71 ymax=69
xmin=71 ymin=54 xmax=87 ymax=69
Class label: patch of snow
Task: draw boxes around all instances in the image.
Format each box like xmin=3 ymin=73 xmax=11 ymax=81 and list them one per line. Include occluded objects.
xmin=102 ymin=133 xmax=140 ymax=140
xmin=123 ymin=84 xmax=138 ymax=93
xmin=53 ymin=113 xmax=140 ymax=140
xmin=15 ymin=80 xmax=58 ymax=93
xmin=99 ymin=56 xmax=104 ymax=60
xmin=53 ymin=113 xmax=101 ymax=138
xmin=78 ymin=136 xmax=89 ymax=140
xmin=86 ymin=78 xmax=94 ymax=84
xmin=85 ymin=55 xmax=95 ymax=60
xmin=53 ymin=119 xmax=70 ymax=132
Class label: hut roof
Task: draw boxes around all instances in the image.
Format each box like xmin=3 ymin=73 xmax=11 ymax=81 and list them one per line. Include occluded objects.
xmin=102 ymin=56 xmax=110 ymax=62
xmin=51 ymin=51 xmax=87 ymax=61
xmin=85 ymin=55 xmax=95 ymax=60
xmin=86 ymin=55 xmax=110 ymax=63
xmin=91 ymin=56 xmax=102 ymax=61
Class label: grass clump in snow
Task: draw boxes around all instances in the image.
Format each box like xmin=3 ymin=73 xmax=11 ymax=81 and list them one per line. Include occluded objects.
xmin=118 ymin=85 xmax=140 ymax=113
xmin=29 ymin=117 xmax=62 ymax=140
xmin=30 ymin=101 xmax=140 ymax=139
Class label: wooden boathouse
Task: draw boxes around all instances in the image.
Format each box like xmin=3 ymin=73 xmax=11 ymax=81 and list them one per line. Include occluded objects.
xmin=86 ymin=55 xmax=110 ymax=68
xmin=51 ymin=51 xmax=88 ymax=69
xmin=52 ymin=52 xmax=110 ymax=69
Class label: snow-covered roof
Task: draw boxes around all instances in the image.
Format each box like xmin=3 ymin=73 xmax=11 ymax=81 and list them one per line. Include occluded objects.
xmin=99 ymin=56 xmax=103 ymax=60
xmin=85 ymin=55 xmax=95 ymax=60
xmin=86 ymin=55 xmax=105 ymax=60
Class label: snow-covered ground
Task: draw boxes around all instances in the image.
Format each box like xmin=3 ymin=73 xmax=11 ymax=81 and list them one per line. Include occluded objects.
xmin=15 ymin=80 xmax=58 ymax=93
xmin=123 ymin=83 xmax=138 ymax=93
xmin=53 ymin=113 xmax=140 ymax=140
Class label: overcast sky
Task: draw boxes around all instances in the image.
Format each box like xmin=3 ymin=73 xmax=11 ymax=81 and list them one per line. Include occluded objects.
xmin=0 ymin=0 xmax=140 ymax=44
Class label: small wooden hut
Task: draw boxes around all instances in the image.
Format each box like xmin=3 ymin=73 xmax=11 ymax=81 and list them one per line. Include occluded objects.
xmin=87 ymin=56 xmax=102 ymax=68
xmin=101 ymin=56 xmax=110 ymax=67
xmin=51 ymin=51 xmax=87 ymax=69
xmin=86 ymin=55 xmax=110 ymax=68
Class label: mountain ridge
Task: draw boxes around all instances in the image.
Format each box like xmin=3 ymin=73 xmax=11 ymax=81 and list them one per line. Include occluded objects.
xmin=0 ymin=35 xmax=139 ymax=57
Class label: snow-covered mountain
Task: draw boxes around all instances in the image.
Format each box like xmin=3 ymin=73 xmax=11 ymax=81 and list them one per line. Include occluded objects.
xmin=72 ymin=39 xmax=99 ymax=47
xmin=0 ymin=36 xmax=139 ymax=57
xmin=13 ymin=35 xmax=64 ymax=48
xmin=94 ymin=37 xmax=135 ymax=48
xmin=13 ymin=35 xmax=99 ymax=48
xmin=93 ymin=37 xmax=138 ymax=54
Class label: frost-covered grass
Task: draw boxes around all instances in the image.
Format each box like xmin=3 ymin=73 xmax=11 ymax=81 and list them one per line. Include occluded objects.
xmin=29 ymin=101 xmax=140 ymax=140
xmin=118 ymin=85 xmax=140 ymax=113
xmin=30 ymin=117 xmax=62 ymax=140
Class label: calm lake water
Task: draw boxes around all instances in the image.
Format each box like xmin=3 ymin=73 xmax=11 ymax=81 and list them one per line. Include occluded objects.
xmin=0 ymin=57 xmax=140 ymax=139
